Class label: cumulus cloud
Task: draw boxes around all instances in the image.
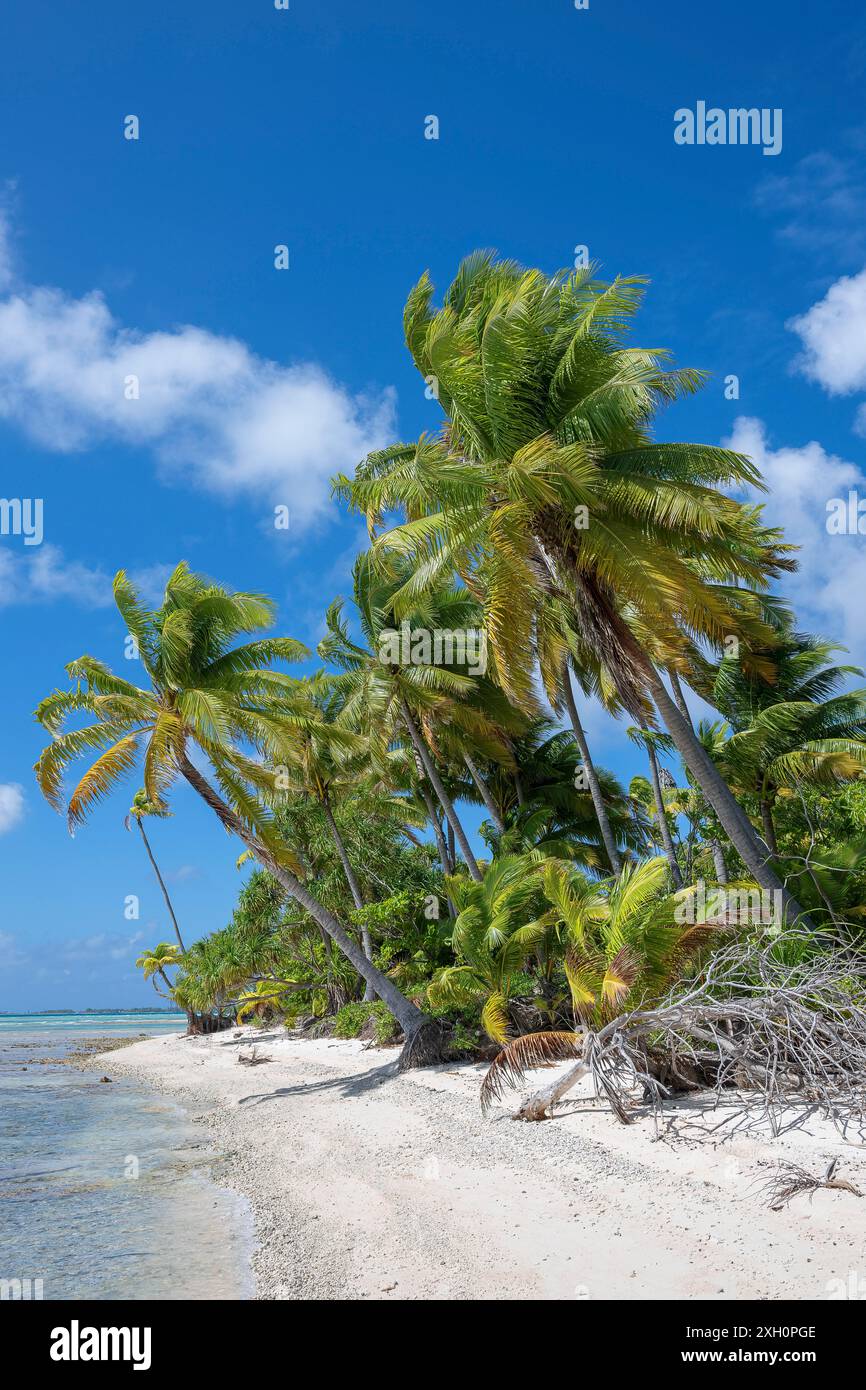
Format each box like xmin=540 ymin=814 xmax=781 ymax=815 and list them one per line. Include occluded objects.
xmin=0 ymin=208 xmax=395 ymax=522
xmin=0 ymin=782 xmax=24 ymax=833
xmin=0 ymin=543 xmax=110 ymax=607
xmin=788 ymin=267 xmax=866 ymax=396
xmin=725 ymin=416 xmax=866 ymax=649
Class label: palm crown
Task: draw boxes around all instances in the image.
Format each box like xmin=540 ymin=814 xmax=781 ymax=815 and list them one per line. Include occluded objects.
xmin=334 ymin=252 xmax=808 ymax=920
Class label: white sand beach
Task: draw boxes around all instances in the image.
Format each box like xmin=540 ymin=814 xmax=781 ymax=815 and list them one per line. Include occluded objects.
xmin=94 ymin=1028 xmax=866 ymax=1301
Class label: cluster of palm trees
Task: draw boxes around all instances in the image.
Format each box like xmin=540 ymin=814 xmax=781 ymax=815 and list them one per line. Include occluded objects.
xmin=33 ymin=253 xmax=866 ymax=1065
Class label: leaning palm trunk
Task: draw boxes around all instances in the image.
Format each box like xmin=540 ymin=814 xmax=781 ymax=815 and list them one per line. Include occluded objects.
xmin=399 ymin=697 xmax=483 ymax=882
xmin=136 ymin=819 xmax=185 ymax=951
xmin=560 ymin=661 xmax=622 ymax=874
xmin=641 ymin=722 xmax=683 ymax=889
xmin=177 ymin=754 xmax=438 ymax=1066
xmin=530 ymin=532 xmax=810 ymax=923
xmin=504 ymin=738 xmax=526 ymax=809
xmin=416 ymin=783 xmax=456 ymax=918
xmin=615 ymin=631 xmax=811 ymax=926
xmin=668 ymin=669 xmax=693 ymax=728
xmin=420 ymin=784 xmax=453 ymax=873
xmin=462 ymin=752 xmax=505 ymax=834
xmin=321 ymin=800 xmax=375 ymax=1002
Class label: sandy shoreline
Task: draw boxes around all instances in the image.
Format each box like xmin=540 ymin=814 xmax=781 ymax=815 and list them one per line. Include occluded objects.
xmin=90 ymin=1027 xmax=866 ymax=1301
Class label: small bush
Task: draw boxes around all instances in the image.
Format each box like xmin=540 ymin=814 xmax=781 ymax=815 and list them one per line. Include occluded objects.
xmin=334 ymin=1002 xmax=374 ymax=1038
xmin=334 ymin=1000 xmax=402 ymax=1045
xmin=371 ymin=1002 xmax=400 ymax=1045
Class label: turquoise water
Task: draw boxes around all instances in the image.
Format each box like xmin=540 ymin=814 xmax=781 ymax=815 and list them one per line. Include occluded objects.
xmin=0 ymin=1014 xmax=254 ymax=1301
xmin=0 ymin=1010 xmax=186 ymax=1033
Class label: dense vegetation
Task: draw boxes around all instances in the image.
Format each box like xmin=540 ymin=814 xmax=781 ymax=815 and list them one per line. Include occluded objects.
xmin=34 ymin=254 xmax=866 ymax=1096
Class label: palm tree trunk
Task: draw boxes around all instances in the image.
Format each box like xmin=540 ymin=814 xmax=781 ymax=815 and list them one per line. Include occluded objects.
xmin=760 ymin=798 xmax=780 ymax=858
xmin=533 ymin=527 xmax=809 ymax=921
xmin=416 ymin=785 xmax=456 ymax=918
xmin=136 ymin=818 xmax=185 ymax=951
xmin=321 ymin=800 xmax=375 ymax=1002
xmin=505 ymin=738 xmax=526 ymax=809
xmin=642 ymin=729 xmax=683 ymax=889
xmin=514 ymin=768 xmax=526 ymax=808
xmin=462 ymin=752 xmax=506 ymax=833
xmin=709 ymin=837 xmax=729 ymax=886
xmin=177 ymin=754 xmax=437 ymax=1061
xmin=399 ymin=697 xmax=483 ymax=882
xmin=626 ymin=646 xmax=811 ymax=925
xmin=669 ymin=669 xmax=693 ymax=728
xmin=420 ymin=784 xmax=453 ymax=873
xmin=560 ymin=661 xmax=622 ymax=874
xmin=151 ymin=967 xmax=173 ymax=999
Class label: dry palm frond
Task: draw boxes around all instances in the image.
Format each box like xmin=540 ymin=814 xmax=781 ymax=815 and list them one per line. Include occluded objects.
xmin=482 ymin=930 xmax=866 ymax=1130
xmin=480 ymin=1030 xmax=584 ymax=1113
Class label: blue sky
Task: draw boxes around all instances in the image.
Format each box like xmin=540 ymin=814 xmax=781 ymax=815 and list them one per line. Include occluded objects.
xmin=2 ymin=0 xmax=866 ymax=1009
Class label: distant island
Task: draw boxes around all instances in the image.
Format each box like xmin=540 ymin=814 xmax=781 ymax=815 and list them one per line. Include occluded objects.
xmin=0 ymin=1007 xmax=185 ymax=1017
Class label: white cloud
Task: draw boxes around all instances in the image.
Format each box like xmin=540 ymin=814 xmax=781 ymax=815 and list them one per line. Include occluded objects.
xmin=756 ymin=151 xmax=866 ymax=262
xmin=168 ymin=864 xmax=199 ymax=882
xmin=0 ymin=208 xmax=396 ymax=522
xmin=0 ymin=543 xmax=110 ymax=607
xmin=788 ymin=267 xmax=866 ymax=396
xmin=724 ymin=416 xmax=866 ymax=650
xmin=0 ymin=782 xmax=24 ymax=833
xmin=62 ymin=930 xmax=144 ymax=963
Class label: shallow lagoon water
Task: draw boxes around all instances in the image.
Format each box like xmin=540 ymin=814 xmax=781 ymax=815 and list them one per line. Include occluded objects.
xmin=0 ymin=1014 xmax=254 ymax=1300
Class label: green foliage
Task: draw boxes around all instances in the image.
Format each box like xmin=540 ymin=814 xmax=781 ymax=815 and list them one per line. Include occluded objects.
xmin=334 ymin=1002 xmax=374 ymax=1037
xmin=34 ymin=253 xmax=866 ymax=1060
xmin=334 ymin=1000 xmax=400 ymax=1044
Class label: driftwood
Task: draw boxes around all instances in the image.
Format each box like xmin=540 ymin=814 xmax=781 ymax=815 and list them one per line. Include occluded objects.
xmin=757 ymin=1157 xmax=864 ymax=1210
xmin=236 ymin=1047 xmax=273 ymax=1067
xmin=482 ymin=930 xmax=866 ymax=1133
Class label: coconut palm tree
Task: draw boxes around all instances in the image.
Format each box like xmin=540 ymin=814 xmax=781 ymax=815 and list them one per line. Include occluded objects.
xmin=486 ymin=725 xmax=649 ymax=869
xmin=337 ymin=253 xmax=809 ymax=923
xmin=318 ymin=550 xmax=487 ymax=882
xmin=558 ymin=658 xmax=622 ymax=872
xmin=626 ymin=725 xmax=683 ymax=887
xmin=480 ymin=856 xmax=716 ymax=1116
xmin=135 ymin=942 xmax=182 ymax=998
xmin=33 ymin=563 xmax=437 ymax=1063
xmin=267 ymin=683 xmax=379 ymax=997
xmin=126 ymin=790 xmax=185 ymax=951
xmin=710 ymin=622 xmax=866 ymax=856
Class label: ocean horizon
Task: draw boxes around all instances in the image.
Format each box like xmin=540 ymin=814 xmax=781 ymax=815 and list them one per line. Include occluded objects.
xmin=0 ymin=1012 xmax=254 ymax=1301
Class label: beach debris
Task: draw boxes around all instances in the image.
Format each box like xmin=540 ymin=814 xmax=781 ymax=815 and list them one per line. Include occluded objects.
xmin=482 ymin=930 xmax=866 ymax=1131
xmin=237 ymin=1047 xmax=272 ymax=1066
xmin=758 ymin=1158 xmax=864 ymax=1211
